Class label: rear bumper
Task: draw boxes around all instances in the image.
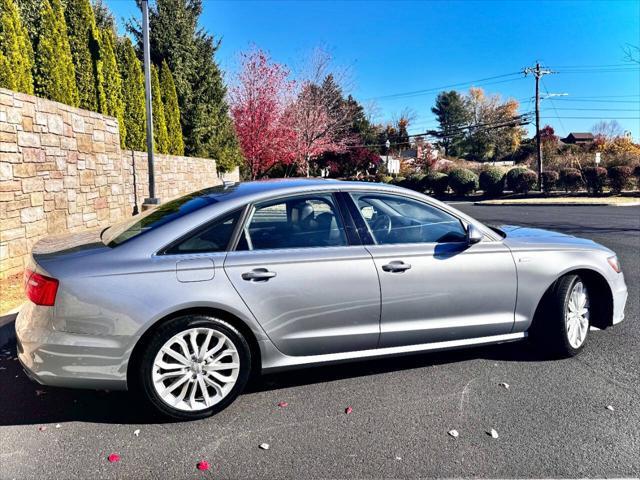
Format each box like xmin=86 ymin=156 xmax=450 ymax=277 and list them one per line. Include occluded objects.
xmin=15 ymin=302 xmax=129 ymax=390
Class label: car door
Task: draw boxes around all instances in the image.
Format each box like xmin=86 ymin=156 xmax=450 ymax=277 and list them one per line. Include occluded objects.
xmin=348 ymin=192 xmax=517 ymax=348
xmin=223 ymin=192 xmax=381 ymax=357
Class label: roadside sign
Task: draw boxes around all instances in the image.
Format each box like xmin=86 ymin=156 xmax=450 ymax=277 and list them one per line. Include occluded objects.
xmin=595 ymin=152 xmax=601 ymax=164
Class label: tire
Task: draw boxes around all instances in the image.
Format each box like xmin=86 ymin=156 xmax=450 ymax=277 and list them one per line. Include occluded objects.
xmin=134 ymin=315 xmax=252 ymax=420
xmin=531 ymin=274 xmax=591 ymax=358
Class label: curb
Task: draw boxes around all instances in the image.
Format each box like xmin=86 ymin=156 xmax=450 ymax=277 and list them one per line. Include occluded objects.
xmin=474 ymin=201 xmax=640 ymax=207
xmin=0 ymin=305 xmax=20 ymax=349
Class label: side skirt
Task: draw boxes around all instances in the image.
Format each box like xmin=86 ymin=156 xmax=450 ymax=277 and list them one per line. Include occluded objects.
xmin=260 ymin=332 xmax=527 ymax=373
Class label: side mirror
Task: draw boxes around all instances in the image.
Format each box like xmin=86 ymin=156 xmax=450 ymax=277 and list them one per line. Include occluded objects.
xmin=466 ymin=224 xmax=483 ymax=245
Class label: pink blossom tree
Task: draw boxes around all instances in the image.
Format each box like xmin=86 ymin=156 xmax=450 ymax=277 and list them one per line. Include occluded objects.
xmin=229 ymin=48 xmax=297 ymax=180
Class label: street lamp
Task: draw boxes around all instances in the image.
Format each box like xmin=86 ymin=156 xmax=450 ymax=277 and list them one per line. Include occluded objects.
xmin=141 ymin=0 xmax=158 ymax=211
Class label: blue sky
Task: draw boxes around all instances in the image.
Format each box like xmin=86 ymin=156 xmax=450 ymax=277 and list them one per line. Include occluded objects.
xmin=106 ymin=0 xmax=640 ymax=140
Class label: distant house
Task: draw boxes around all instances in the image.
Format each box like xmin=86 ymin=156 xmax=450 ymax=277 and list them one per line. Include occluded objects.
xmin=562 ymin=132 xmax=595 ymax=144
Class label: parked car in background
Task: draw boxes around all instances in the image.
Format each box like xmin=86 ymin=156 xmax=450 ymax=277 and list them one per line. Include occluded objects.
xmin=16 ymin=179 xmax=627 ymax=419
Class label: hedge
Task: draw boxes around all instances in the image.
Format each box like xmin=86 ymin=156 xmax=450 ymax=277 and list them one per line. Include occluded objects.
xmin=542 ymin=170 xmax=559 ymax=193
xmin=424 ymin=172 xmax=449 ymax=196
xmin=479 ymin=167 xmax=505 ymax=196
xmin=608 ymin=166 xmax=633 ymax=194
xmin=560 ymin=168 xmax=583 ymax=192
xmin=448 ymin=168 xmax=478 ymax=195
xmin=582 ymin=166 xmax=607 ymax=194
xmin=506 ymin=167 xmax=537 ymax=194
xmin=402 ymin=174 xmax=426 ymax=191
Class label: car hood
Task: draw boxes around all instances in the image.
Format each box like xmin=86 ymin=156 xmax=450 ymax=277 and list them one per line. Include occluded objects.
xmin=499 ymin=224 xmax=612 ymax=253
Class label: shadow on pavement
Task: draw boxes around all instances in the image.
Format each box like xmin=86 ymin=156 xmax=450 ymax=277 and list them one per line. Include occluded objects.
xmin=0 ymin=338 xmax=552 ymax=427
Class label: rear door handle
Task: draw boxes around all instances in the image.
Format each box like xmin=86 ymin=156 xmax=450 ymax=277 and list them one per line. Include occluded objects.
xmin=242 ymin=268 xmax=277 ymax=281
xmin=382 ymin=261 xmax=412 ymax=273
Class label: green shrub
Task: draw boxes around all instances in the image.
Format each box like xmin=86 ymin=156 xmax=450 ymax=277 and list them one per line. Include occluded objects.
xmin=424 ymin=172 xmax=449 ymax=196
xmin=582 ymin=166 xmax=607 ymax=194
xmin=607 ymin=166 xmax=633 ymax=194
xmin=376 ymin=174 xmax=393 ymax=184
xmin=479 ymin=167 xmax=505 ymax=196
xmin=506 ymin=167 xmax=529 ymax=192
xmin=560 ymin=168 xmax=583 ymax=192
xmin=633 ymin=165 xmax=640 ymax=189
xmin=541 ymin=170 xmax=560 ymax=193
xmin=391 ymin=176 xmax=406 ymax=186
xmin=402 ymin=174 xmax=426 ymax=191
xmin=448 ymin=168 xmax=479 ymax=196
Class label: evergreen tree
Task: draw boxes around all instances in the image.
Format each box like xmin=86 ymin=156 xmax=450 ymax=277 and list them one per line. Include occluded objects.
xmin=64 ymin=0 xmax=105 ymax=111
xmin=99 ymin=27 xmax=125 ymax=147
xmin=33 ymin=0 xmax=78 ymax=106
xmin=0 ymin=0 xmax=34 ymax=94
xmin=159 ymin=60 xmax=183 ymax=155
xmin=117 ymin=37 xmax=145 ymax=150
xmin=150 ymin=64 xmax=169 ymax=154
xmin=15 ymin=0 xmax=42 ymax=45
xmin=431 ymin=90 xmax=470 ymax=157
xmin=128 ymin=0 xmax=242 ymax=166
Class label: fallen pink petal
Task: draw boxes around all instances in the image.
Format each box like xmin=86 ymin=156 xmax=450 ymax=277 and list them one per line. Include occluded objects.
xmin=345 ymin=406 xmax=353 ymax=414
xmin=196 ymin=460 xmax=210 ymax=471
xmin=107 ymin=453 xmax=121 ymax=463
xmin=38 ymin=426 xmax=46 ymax=432
xmin=277 ymin=401 xmax=289 ymax=407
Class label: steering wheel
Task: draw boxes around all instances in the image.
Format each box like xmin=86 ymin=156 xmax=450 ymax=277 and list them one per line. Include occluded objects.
xmin=371 ymin=214 xmax=392 ymax=241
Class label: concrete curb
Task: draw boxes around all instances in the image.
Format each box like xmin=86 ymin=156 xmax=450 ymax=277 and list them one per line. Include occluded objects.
xmin=474 ymin=201 xmax=640 ymax=207
xmin=0 ymin=305 xmax=20 ymax=349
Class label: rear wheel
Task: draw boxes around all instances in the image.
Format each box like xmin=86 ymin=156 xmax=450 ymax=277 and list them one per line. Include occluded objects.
xmin=135 ymin=315 xmax=251 ymax=420
xmin=532 ymin=274 xmax=590 ymax=357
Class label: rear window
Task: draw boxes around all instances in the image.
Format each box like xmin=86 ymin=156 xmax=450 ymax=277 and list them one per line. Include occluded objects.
xmin=102 ymin=185 xmax=238 ymax=247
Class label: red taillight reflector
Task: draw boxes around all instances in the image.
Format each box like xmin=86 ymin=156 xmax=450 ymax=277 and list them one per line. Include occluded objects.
xmin=24 ymin=269 xmax=59 ymax=306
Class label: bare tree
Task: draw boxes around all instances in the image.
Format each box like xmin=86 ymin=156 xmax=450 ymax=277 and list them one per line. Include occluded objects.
xmin=623 ymin=44 xmax=640 ymax=64
xmin=592 ymin=120 xmax=624 ymax=140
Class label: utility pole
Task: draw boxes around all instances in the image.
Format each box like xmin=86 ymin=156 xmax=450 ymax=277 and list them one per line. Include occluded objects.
xmin=141 ymin=0 xmax=158 ymax=211
xmin=523 ymin=62 xmax=554 ymax=191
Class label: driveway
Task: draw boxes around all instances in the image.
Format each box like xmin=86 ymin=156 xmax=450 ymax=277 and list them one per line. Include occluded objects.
xmin=0 ymin=205 xmax=638 ymax=479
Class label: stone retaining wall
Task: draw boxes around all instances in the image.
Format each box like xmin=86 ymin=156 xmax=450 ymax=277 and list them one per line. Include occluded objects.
xmin=0 ymin=87 xmax=238 ymax=278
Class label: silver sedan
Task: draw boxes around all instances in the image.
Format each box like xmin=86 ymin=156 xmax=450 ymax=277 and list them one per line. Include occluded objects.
xmin=16 ymin=179 xmax=628 ymax=419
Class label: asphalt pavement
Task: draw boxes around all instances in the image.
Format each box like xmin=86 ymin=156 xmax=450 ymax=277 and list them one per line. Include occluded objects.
xmin=0 ymin=204 xmax=638 ymax=479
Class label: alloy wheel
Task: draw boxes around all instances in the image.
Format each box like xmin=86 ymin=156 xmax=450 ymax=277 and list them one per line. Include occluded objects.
xmin=152 ymin=327 xmax=240 ymax=411
xmin=565 ymin=281 xmax=590 ymax=349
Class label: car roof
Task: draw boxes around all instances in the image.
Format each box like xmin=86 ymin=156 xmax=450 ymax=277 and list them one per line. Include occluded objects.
xmin=199 ymin=178 xmax=404 ymax=202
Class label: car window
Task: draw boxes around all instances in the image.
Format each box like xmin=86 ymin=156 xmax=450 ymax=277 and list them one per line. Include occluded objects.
xmin=163 ymin=210 xmax=243 ymax=254
xmin=103 ymin=184 xmax=239 ymax=247
xmin=351 ymin=193 xmax=467 ymax=245
xmin=237 ymin=194 xmax=347 ymax=250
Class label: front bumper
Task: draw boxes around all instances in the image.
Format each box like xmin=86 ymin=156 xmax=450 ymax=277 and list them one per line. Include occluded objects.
xmin=16 ymin=302 xmax=129 ymax=390
xmin=611 ymin=275 xmax=627 ymax=326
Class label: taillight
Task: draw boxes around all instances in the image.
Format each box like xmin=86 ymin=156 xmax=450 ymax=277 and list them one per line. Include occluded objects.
xmin=24 ymin=269 xmax=59 ymax=306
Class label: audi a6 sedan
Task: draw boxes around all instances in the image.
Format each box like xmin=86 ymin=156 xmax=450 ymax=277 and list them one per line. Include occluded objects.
xmin=16 ymin=179 xmax=627 ymax=419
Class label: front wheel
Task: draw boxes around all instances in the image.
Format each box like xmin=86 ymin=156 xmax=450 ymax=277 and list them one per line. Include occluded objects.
xmin=533 ymin=274 xmax=591 ymax=357
xmin=135 ymin=315 xmax=251 ymax=420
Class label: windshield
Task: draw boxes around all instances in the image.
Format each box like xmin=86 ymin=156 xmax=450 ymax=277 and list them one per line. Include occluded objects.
xmin=102 ymin=184 xmax=238 ymax=247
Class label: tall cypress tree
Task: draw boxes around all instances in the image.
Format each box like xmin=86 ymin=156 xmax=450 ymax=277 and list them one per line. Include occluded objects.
xmin=150 ymin=64 xmax=169 ymax=154
xmin=117 ymin=37 xmax=145 ymax=150
xmin=100 ymin=27 xmax=125 ymax=147
xmin=33 ymin=0 xmax=78 ymax=106
xmin=128 ymin=0 xmax=242 ymax=167
xmin=0 ymin=0 xmax=34 ymax=94
xmin=159 ymin=60 xmax=184 ymax=156
xmin=64 ymin=0 xmax=105 ymax=112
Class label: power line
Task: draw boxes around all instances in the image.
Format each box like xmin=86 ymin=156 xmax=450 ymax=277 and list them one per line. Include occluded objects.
xmin=547 ymin=63 xmax=634 ymax=68
xmin=540 ymin=107 xmax=640 ymax=111
xmin=540 ymin=116 xmax=640 ymax=119
xmin=362 ymin=72 xmax=522 ymax=101
xmin=541 ymin=77 xmax=566 ymax=135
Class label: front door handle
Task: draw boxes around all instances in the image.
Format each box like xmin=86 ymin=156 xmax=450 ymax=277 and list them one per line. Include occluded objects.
xmin=382 ymin=261 xmax=412 ymax=273
xmin=242 ymin=268 xmax=277 ymax=281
